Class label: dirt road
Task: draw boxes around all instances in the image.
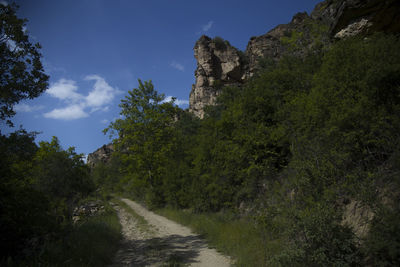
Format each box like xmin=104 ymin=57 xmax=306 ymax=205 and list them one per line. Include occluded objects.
xmin=110 ymin=198 xmax=232 ymax=266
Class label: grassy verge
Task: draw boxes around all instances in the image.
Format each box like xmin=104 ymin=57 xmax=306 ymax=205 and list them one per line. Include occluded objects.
xmin=156 ymin=208 xmax=267 ymax=266
xmin=35 ymin=201 xmax=122 ymax=266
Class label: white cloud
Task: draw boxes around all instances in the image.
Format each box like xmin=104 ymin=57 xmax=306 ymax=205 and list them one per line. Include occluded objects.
xmin=163 ymin=96 xmax=189 ymax=107
xmin=85 ymin=75 xmax=119 ymax=107
xmin=44 ymin=104 xmax=88 ymax=120
xmin=202 ymin=21 xmax=214 ymax=32
xmin=44 ymin=75 xmax=121 ymax=120
xmin=170 ymin=61 xmax=185 ymax=71
xmin=14 ymin=103 xmax=44 ymax=113
xmin=175 ymin=99 xmax=190 ymax=106
xmin=46 ymin=79 xmax=83 ymax=102
xmin=101 ymin=119 xmax=109 ymax=124
xmin=90 ymin=106 xmax=110 ymax=113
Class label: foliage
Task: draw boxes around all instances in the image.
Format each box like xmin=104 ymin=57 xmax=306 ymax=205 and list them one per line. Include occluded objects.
xmin=91 ymin=156 xmax=123 ymax=193
xmin=280 ymin=17 xmax=329 ymax=56
xmin=157 ymin=207 xmax=266 ymax=266
xmin=33 ymin=201 xmax=121 ymax=267
xmin=98 ymin=33 xmax=400 ymax=265
xmin=0 ymin=132 xmax=95 ymax=264
xmin=0 ymin=4 xmax=107 ymax=265
xmin=105 ymin=79 xmax=179 ymax=208
xmin=0 ymin=130 xmax=54 ymax=261
xmin=0 ymin=3 xmax=48 ymax=125
xmin=212 ymin=36 xmax=231 ymax=50
xmin=33 ymin=136 xmax=94 ymax=206
xmin=364 ymin=205 xmax=400 ymax=266
xmin=288 ymin=204 xmax=360 ymax=266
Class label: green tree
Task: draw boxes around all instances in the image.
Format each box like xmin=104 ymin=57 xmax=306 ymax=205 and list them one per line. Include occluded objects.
xmin=105 ymin=80 xmax=179 ymax=207
xmin=0 ymin=130 xmax=57 ymax=261
xmin=32 ymin=136 xmax=93 ymax=207
xmin=0 ymin=3 xmax=48 ymax=125
xmin=91 ymin=155 xmax=124 ymax=193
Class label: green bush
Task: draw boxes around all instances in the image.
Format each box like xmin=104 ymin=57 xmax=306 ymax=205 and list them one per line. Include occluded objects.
xmin=36 ymin=202 xmax=121 ymax=266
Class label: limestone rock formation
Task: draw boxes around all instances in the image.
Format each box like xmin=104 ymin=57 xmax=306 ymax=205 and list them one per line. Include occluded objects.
xmin=87 ymin=143 xmax=114 ymax=168
xmin=188 ymin=0 xmax=400 ymax=118
xmin=188 ymin=13 xmax=314 ymax=118
xmin=189 ymin=36 xmax=246 ymax=118
xmin=189 ymin=12 xmax=327 ymax=118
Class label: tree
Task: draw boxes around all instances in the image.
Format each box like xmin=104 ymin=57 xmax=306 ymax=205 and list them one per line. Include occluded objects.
xmin=0 ymin=130 xmax=57 ymax=261
xmin=33 ymin=136 xmax=93 ymax=205
xmin=105 ymin=80 xmax=179 ymax=207
xmin=0 ymin=3 xmax=49 ymax=125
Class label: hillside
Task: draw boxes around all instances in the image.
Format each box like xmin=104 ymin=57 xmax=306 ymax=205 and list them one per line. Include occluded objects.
xmin=2 ymin=0 xmax=399 ymax=265
xmin=91 ymin=0 xmax=400 ymax=265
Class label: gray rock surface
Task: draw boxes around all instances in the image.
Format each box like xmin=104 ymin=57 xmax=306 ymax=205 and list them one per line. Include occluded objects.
xmin=189 ymin=36 xmax=246 ymax=118
xmin=87 ymin=143 xmax=114 ymax=168
xmin=334 ymin=18 xmax=372 ymax=39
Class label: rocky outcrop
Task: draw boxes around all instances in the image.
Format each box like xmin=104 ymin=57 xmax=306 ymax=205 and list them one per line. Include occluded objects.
xmin=72 ymin=200 xmax=105 ymax=223
xmin=245 ymin=12 xmax=324 ymax=75
xmin=342 ymin=200 xmax=374 ymax=240
xmin=334 ymin=18 xmax=372 ymax=39
xmin=189 ymin=36 xmax=246 ymax=118
xmin=188 ymin=0 xmax=400 ymax=118
xmin=189 ymin=11 xmax=327 ymax=118
xmin=311 ymin=0 xmax=400 ymax=39
xmin=87 ymin=143 xmax=114 ymax=168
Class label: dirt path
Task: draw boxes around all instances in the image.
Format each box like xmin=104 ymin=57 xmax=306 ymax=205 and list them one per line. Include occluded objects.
xmin=110 ymin=198 xmax=232 ymax=267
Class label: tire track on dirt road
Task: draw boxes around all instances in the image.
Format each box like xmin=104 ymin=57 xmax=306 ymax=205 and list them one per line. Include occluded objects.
xmin=110 ymin=198 xmax=232 ymax=267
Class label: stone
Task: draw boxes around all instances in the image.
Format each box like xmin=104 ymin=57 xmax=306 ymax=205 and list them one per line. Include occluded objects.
xmin=87 ymin=143 xmax=114 ymax=168
xmin=334 ymin=18 xmax=372 ymax=39
xmin=189 ymin=36 xmax=246 ymax=118
xmin=72 ymin=200 xmax=105 ymax=223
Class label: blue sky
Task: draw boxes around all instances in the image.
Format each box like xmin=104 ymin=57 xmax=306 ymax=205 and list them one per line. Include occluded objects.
xmin=3 ymin=0 xmax=319 ymax=156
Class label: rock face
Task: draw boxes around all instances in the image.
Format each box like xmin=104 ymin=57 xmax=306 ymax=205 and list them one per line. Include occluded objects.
xmin=189 ymin=11 xmax=326 ymax=118
xmin=246 ymin=12 xmax=316 ymax=76
xmin=311 ymin=0 xmax=400 ymax=39
xmin=87 ymin=143 xmax=114 ymax=168
xmin=188 ymin=0 xmax=400 ymax=118
xmin=189 ymin=36 xmax=246 ymax=118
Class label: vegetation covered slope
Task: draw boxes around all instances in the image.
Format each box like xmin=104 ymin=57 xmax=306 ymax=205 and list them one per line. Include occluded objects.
xmin=98 ymin=32 xmax=400 ymax=266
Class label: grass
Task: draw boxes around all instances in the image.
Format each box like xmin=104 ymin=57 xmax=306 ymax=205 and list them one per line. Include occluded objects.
xmin=34 ymin=200 xmax=122 ymax=266
xmin=156 ymin=208 xmax=268 ymax=266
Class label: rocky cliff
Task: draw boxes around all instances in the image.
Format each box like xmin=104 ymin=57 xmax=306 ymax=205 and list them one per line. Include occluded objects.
xmin=189 ymin=0 xmax=400 ymax=118
xmin=188 ymin=36 xmax=247 ymax=117
xmin=87 ymin=143 xmax=114 ymax=168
